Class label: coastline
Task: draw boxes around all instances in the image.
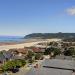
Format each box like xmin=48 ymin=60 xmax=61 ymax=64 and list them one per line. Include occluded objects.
xmin=0 ymin=39 xmax=61 ymax=51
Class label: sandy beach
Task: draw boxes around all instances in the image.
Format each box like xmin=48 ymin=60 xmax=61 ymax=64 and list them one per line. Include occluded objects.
xmin=0 ymin=39 xmax=61 ymax=51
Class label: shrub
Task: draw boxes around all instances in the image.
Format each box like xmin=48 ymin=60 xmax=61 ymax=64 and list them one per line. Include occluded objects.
xmin=44 ymin=47 xmax=61 ymax=56
xmin=2 ymin=59 xmax=26 ymax=72
xmin=35 ymin=53 xmax=43 ymax=60
xmin=64 ymin=47 xmax=75 ymax=56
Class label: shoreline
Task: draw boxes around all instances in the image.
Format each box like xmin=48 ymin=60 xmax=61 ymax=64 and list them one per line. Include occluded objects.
xmin=0 ymin=39 xmax=61 ymax=51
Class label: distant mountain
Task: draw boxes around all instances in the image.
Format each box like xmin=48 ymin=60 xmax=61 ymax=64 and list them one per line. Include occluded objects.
xmin=24 ymin=33 xmax=75 ymax=39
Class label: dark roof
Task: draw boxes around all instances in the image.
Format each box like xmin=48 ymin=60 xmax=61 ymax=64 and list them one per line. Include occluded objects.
xmin=3 ymin=51 xmax=13 ymax=59
xmin=0 ymin=51 xmax=13 ymax=62
xmin=26 ymin=59 xmax=73 ymax=75
xmin=42 ymin=59 xmax=75 ymax=70
xmin=0 ymin=52 xmax=5 ymax=62
xmin=55 ymin=55 xmax=72 ymax=60
xmin=32 ymin=47 xmax=45 ymax=53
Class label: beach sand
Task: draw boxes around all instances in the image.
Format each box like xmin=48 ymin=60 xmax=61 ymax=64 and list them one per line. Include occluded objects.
xmin=0 ymin=39 xmax=61 ymax=51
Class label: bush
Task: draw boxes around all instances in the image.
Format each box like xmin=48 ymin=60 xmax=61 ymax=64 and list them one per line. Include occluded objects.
xmin=44 ymin=48 xmax=51 ymax=55
xmin=35 ymin=53 xmax=43 ymax=60
xmin=27 ymin=51 xmax=35 ymax=63
xmin=53 ymin=48 xmax=61 ymax=56
xmin=64 ymin=47 xmax=75 ymax=56
xmin=44 ymin=47 xmax=61 ymax=56
xmin=28 ymin=59 xmax=34 ymax=63
xmin=2 ymin=59 xmax=26 ymax=72
xmin=2 ymin=61 xmax=16 ymax=71
xmin=11 ymin=68 xmax=19 ymax=73
xmin=27 ymin=51 xmax=35 ymax=59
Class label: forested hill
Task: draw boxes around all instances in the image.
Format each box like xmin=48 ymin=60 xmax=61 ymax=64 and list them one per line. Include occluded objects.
xmin=24 ymin=33 xmax=75 ymax=39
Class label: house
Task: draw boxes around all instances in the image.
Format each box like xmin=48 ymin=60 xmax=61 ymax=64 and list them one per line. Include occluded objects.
xmin=15 ymin=48 xmax=28 ymax=56
xmin=55 ymin=55 xmax=72 ymax=60
xmin=9 ymin=48 xmax=28 ymax=56
xmin=24 ymin=46 xmax=45 ymax=53
xmin=0 ymin=52 xmax=5 ymax=64
xmin=3 ymin=51 xmax=13 ymax=60
xmin=9 ymin=48 xmax=28 ymax=60
xmin=0 ymin=51 xmax=13 ymax=64
xmin=0 ymin=48 xmax=28 ymax=62
xmin=32 ymin=47 xmax=45 ymax=53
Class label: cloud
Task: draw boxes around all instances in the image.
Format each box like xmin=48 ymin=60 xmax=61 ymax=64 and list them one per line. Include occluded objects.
xmin=66 ymin=7 xmax=75 ymax=16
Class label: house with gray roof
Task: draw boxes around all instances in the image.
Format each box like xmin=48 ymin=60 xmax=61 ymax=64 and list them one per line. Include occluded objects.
xmin=26 ymin=59 xmax=75 ymax=75
xmin=55 ymin=55 xmax=72 ymax=60
xmin=0 ymin=51 xmax=13 ymax=64
xmin=0 ymin=52 xmax=5 ymax=63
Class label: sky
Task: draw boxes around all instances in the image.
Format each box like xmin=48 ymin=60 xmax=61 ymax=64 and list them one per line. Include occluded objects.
xmin=0 ymin=0 xmax=75 ymax=36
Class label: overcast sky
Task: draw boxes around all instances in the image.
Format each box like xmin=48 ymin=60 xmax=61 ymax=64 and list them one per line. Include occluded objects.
xmin=0 ymin=0 xmax=75 ymax=36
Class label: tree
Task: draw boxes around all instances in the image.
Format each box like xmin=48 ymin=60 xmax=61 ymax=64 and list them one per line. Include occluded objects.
xmin=64 ymin=47 xmax=75 ymax=56
xmin=53 ymin=48 xmax=61 ymax=56
xmin=2 ymin=60 xmax=16 ymax=71
xmin=27 ymin=51 xmax=34 ymax=59
xmin=44 ymin=47 xmax=61 ymax=56
xmin=35 ymin=53 xmax=43 ymax=60
xmin=48 ymin=42 xmax=54 ymax=46
xmin=27 ymin=51 xmax=35 ymax=63
xmin=15 ymin=60 xmax=26 ymax=67
xmin=44 ymin=48 xmax=51 ymax=55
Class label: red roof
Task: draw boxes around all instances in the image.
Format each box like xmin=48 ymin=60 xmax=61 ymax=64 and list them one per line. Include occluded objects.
xmin=32 ymin=47 xmax=43 ymax=52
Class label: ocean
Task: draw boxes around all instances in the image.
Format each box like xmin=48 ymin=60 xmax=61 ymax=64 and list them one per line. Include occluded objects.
xmin=0 ymin=36 xmax=25 ymax=43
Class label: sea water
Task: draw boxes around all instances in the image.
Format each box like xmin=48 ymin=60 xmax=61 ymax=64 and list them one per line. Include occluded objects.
xmin=0 ymin=36 xmax=24 ymax=43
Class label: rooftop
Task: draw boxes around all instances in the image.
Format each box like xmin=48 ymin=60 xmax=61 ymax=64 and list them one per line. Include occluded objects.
xmin=43 ymin=59 xmax=75 ymax=70
xmin=26 ymin=67 xmax=72 ymax=75
xmin=26 ymin=59 xmax=75 ymax=75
